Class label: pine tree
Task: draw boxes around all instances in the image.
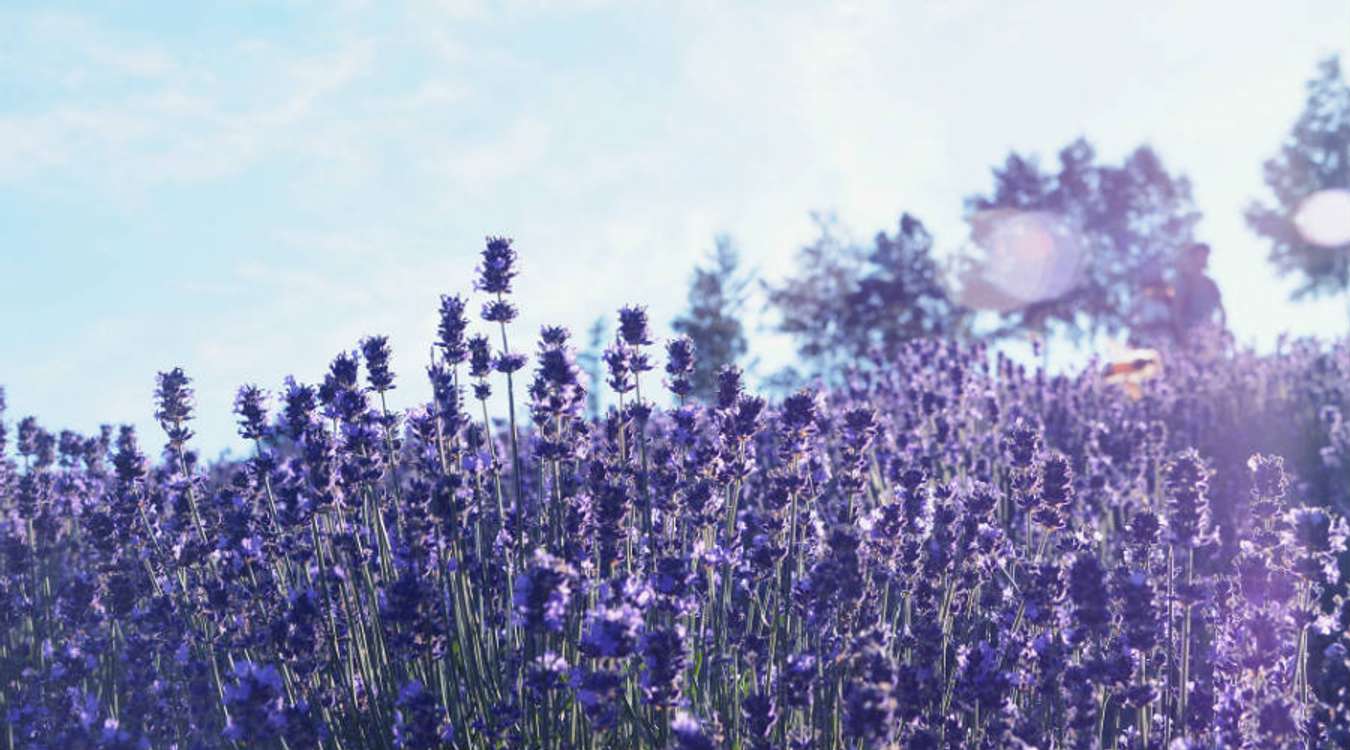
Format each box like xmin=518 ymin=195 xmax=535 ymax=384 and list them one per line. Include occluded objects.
xmin=576 ymin=317 xmax=607 ymax=419
xmin=671 ymin=236 xmax=750 ymax=402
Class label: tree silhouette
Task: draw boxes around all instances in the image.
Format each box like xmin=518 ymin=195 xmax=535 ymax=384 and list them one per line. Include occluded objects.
xmin=767 ymin=213 xmax=965 ymax=380
xmin=577 ymin=316 xmax=607 ymax=419
xmin=1246 ymin=56 xmax=1350 ymax=300
xmin=671 ymin=236 xmax=751 ymax=402
xmin=965 ymin=138 xmax=1202 ymax=342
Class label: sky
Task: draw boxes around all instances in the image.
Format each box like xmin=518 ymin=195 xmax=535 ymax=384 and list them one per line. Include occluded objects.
xmin=2 ymin=0 xmax=1349 ymax=456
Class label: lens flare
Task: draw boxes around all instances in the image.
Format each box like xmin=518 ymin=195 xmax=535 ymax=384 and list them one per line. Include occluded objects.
xmin=1292 ymin=188 xmax=1350 ymax=247
xmin=955 ymin=209 xmax=1086 ymax=311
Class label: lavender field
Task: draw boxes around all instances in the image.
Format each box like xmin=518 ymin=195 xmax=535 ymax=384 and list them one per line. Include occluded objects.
xmin=0 ymin=240 xmax=1346 ymax=749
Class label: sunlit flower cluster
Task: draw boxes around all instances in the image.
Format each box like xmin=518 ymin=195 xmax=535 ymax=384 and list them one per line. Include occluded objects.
xmin=0 ymin=239 xmax=1347 ymax=749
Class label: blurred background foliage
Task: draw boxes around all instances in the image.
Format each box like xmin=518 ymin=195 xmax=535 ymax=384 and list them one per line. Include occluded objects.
xmin=668 ymin=55 xmax=1350 ymax=391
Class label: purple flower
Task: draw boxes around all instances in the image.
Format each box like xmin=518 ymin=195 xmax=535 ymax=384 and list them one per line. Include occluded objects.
xmin=580 ymin=601 xmax=642 ymax=658
xmin=222 ymin=661 xmax=285 ymax=743
xmin=777 ymin=388 xmax=821 ymax=461
xmin=1256 ymin=697 xmax=1299 ymax=744
xmin=513 ymin=550 xmax=576 ymax=632
xmin=233 ymin=385 xmax=269 ymax=441
xmin=1117 ymin=568 xmax=1158 ymax=652
xmin=664 ymin=336 xmax=696 ymax=398
xmin=781 ymin=653 xmax=817 ymax=709
xmin=468 ymin=335 xmax=493 ymax=379
xmin=381 ymin=569 xmax=428 ymax=632
xmin=1128 ymin=510 xmax=1161 ymax=547
xmin=1002 ymin=418 xmax=1041 ymax=469
xmin=955 ymin=641 xmax=1009 ymax=711
xmin=360 ymin=335 xmax=396 ymax=392
xmin=474 ymin=235 xmax=518 ymax=295
xmin=319 ymin=351 xmax=366 ymax=422
xmin=671 ymin=712 xmax=718 ymax=750
xmin=15 ymin=414 xmax=39 ymax=458
xmin=603 ymin=341 xmax=633 ymax=395
xmin=526 ymin=651 xmax=570 ymax=694
xmin=650 ymin=555 xmax=693 ymax=599
xmin=574 ymin=669 xmax=624 ymax=730
xmin=529 ymin=327 xmax=587 ymax=438
xmin=1248 ymin=453 xmax=1289 ymax=520
xmin=1067 ymin=553 xmax=1110 ymax=643
xmin=842 ymin=633 xmax=899 ymax=748
xmin=437 ymin=294 xmax=470 ymax=364
xmin=427 ymin=362 xmax=467 ymax=436
xmin=392 ymin=680 xmax=452 ymax=749
xmin=1032 ymin=451 xmax=1074 ymax=529
xmin=493 ymin=351 xmax=527 ymax=374
xmin=1167 ymin=449 xmax=1212 ymax=547
xmin=281 ymin=377 xmax=318 ymax=439
xmin=154 ymin=367 xmax=194 ymax=446
xmin=740 ymin=690 xmax=777 ymax=749
xmin=535 ymin=347 xmax=579 ymax=392
xmin=715 ymin=366 xmax=743 ymax=409
xmin=111 ymin=425 xmax=147 ymax=483
xmin=482 ymin=298 xmax=518 ymax=324
xmin=639 ymin=624 xmax=686 ymax=707
xmin=326 ymin=350 xmax=360 ymax=390
xmin=618 ymin=305 xmax=653 ymax=347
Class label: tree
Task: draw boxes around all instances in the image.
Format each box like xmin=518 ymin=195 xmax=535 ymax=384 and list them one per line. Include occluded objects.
xmin=576 ymin=317 xmax=607 ymax=419
xmin=671 ymin=236 xmax=751 ymax=402
xmin=964 ymin=138 xmax=1202 ymax=342
xmin=1246 ymin=56 xmax=1350 ymax=300
xmin=766 ymin=212 xmax=966 ymax=380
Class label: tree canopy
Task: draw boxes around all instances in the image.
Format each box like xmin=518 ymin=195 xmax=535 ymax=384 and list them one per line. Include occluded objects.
xmin=766 ymin=213 xmax=966 ymax=379
xmin=1246 ymin=56 xmax=1350 ymax=299
xmin=963 ymin=138 xmax=1202 ymax=342
xmin=671 ymin=236 xmax=751 ymax=402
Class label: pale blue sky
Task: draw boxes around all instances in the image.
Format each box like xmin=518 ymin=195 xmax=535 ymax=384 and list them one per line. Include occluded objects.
xmin=2 ymin=0 xmax=1348 ymax=455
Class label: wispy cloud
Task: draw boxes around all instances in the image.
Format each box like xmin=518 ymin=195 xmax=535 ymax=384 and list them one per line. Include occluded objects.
xmin=0 ymin=25 xmax=375 ymax=188
xmin=439 ymin=118 xmax=554 ymax=188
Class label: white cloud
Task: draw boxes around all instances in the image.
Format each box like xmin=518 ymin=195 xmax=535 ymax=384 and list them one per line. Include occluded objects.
xmin=421 ymin=0 xmax=631 ymax=19
xmin=13 ymin=10 xmax=179 ymax=85
xmin=439 ymin=118 xmax=554 ymax=187
xmin=0 ymin=30 xmax=375 ymax=187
